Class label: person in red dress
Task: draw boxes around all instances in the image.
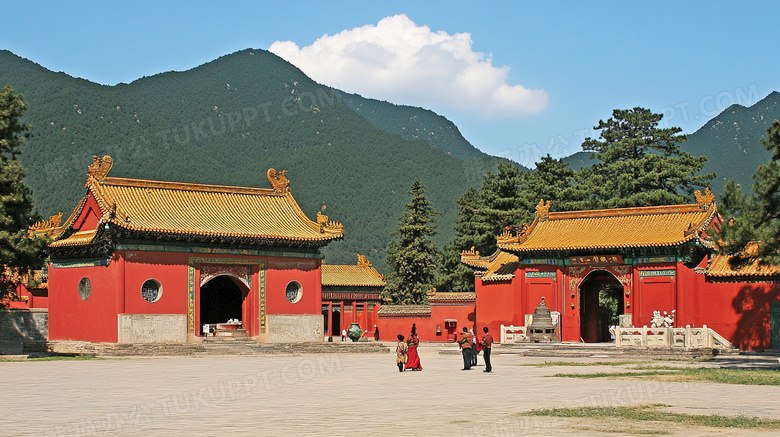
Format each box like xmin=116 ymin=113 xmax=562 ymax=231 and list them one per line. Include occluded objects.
xmin=405 ymin=323 xmax=422 ymax=371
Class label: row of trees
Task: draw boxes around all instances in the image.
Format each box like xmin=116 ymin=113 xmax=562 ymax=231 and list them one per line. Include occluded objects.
xmin=384 ymin=108 xmax=780 ymax=304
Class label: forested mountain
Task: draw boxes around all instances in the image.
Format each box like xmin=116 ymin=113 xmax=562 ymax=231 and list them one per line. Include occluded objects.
xmin=683 ymin=91 xmax=780 ymax=195
xmin=341 ymin=93 xmax=485 ymax=159
xmin=562 ymin=92 xmax=780 ymax=196
xmin=0 ymin=49 xmax=510 ymax=264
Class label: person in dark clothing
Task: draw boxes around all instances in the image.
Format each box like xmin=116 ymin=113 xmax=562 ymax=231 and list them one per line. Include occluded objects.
xmin=481 ymin=326 xmax=494 ymax=373
xmin=458 ymin=327 xmax=473 ymax=370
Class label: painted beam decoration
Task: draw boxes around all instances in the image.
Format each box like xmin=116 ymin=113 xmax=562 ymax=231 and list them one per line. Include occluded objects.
xmin=639 ymin=269 xmax=677 ymax=279
xmin=569 ymin=255 xmax=623 ymax=265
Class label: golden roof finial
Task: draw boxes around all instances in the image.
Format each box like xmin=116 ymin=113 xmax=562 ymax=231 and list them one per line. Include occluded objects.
xmin=87 ymin=155 xmax=113 ymax=184
xmin=267 ymin=168 xmax=290 ymax=193
xmin=357 ymin=254 xmax=371 ymax=268
xmin=535 ymin=199 xmax=552 ymax=220
xmin=28 ymin=212 xmax=63 ymax=236
xmin=694 ymin=187 xmax=715 ymax=209
xmin=317 ymin=211 xmax=328 ymax=225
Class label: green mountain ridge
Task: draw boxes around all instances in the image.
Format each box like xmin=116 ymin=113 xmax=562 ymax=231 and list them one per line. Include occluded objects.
xmin=562 ymin=91 xmax=780 ymax=196
xmin=0 ymin=48 xmax=508 ymax=265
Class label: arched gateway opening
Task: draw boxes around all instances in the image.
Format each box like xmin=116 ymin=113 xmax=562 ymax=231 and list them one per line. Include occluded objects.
xmin=579 ymin=271 xmax=624 ymax=342
xmin=200 ymin=275 xmax=248 ymax=335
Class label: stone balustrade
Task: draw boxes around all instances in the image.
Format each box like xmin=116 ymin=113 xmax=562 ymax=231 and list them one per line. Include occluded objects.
xmin=616 ymin=325 xmax=734 ymax=350
xmin=499 ymin=324 xmax=527 ymax=343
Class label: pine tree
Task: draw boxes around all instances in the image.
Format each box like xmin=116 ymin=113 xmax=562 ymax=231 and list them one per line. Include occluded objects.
xmin=716 ymin=120 xmax=780 ymax=268
xmin=437 ymin=159 xmax=584 ymax=293
xmin=524 ymin=154 xmax=583 ymax=212
xmin=384 ymin=179 xmax=440 ymax=304
xmin=0 ymin=86 xmax=48 ymax=301
xmin=580 ymin=107 xmax=714 ymax=209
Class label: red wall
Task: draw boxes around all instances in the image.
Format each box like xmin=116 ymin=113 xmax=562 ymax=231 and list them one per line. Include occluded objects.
xmin=476 ymin=278 xmax=522 ymax=340
xmin=123 ymin=250 xmax=189 ymax=315
xmin=48 ymin=255 xmax=119 ymax=342
xmin=676 ymin=261 xmax=780 ymax=350
xmin=377 ymin=303 xmax=475 ymax=342
xmin=265 ymin=258 xmax=321 ymax=316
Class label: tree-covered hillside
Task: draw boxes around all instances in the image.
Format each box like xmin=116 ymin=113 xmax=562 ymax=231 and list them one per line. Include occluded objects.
xmin=0 ymin=49 xmax=510 ymax=265
xmin=341 ymin=92 xmax=486 ymax=159
xmin=683 ymin=91 xmax=780 ymax=195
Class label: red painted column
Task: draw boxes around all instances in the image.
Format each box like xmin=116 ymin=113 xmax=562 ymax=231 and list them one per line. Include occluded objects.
xmin=363 ymin=301 xmax=369 ymax=332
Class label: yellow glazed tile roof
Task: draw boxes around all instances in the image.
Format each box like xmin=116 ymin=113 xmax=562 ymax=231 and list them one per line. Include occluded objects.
xmin=481 ymin=251 xmax=519 ymax=282
xmin=460 ymin=247 xmax=493 ymax=269
xmin=498 ymin=201 xmax=718 ymax=253
xmin=377 ymin=305 xmax=432 ymax=316
xmin=322 ymin=255 xmax=386 ymax=287
xmin=49 ymin=230 xmax=98 ymax=248
xmin=50 ymin=156 xmax=343 ymax=248
xmin=460 ymin=248 xmax=519 ymax=282
xmin=427 ymin=291 xmax=476 ymax=303
xmin=706 ymin=247 xmax=780 ymax=278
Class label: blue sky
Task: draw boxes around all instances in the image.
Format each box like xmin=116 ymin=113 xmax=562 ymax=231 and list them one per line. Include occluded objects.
xmin=2 ymin=1 xmax=778 ymax=167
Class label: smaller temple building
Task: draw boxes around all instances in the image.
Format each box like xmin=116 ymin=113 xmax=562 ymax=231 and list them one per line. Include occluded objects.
xmin=321 ymin=255 xmax=384 ymax=339
xmin=44 ymin=156 xmax=344 ymax=344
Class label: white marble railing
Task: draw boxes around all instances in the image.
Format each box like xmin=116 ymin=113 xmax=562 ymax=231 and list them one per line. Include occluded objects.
xmin=616 ymin=325 xmax=734 ymax=350
xmin=500 ymin=324 xmax=527 ymax=344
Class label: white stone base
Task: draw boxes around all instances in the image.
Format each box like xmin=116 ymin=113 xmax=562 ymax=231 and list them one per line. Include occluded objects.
xmin=266 ymin=314 xmax=323 ymax=343
xmin=118 ymin=314 xmax=187 ymax=344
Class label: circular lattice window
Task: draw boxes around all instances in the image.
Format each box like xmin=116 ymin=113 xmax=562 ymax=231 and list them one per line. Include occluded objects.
xmin=285 ymin=281 xmax=302 ymax=304
xmin=141 ymin=279 xmax=162 ymax=303
xmin=78 ymin=277 xmax=91 ymax=301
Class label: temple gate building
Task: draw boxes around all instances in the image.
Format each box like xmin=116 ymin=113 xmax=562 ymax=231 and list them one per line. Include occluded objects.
xmin=462 ymin=191 xmax=780 ymax=351
xmin=44 ymin=156 xmax=343 ymax=344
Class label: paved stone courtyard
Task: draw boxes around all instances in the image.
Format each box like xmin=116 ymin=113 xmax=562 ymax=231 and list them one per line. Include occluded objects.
xmin=2 ymin=344 xmax=779 ymax=436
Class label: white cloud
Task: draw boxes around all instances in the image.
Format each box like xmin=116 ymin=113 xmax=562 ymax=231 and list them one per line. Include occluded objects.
xmin=269 ymin=14 xmax=548 ymax=119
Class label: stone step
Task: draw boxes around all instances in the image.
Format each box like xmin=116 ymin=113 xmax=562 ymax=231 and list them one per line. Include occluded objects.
xmin=213 ymin=328 xmax=249 ymax=337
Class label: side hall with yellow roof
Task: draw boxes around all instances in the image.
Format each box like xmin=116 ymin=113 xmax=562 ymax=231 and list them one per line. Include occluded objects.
xmin=45 ymin=155 xmax=344 ymax=344
xmin=461 ymin=191 xmax=780 ymax=351
xmin=321 ymin=254 xmax=385 ymax=340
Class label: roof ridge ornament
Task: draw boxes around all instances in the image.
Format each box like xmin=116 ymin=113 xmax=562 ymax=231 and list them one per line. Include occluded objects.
xmin=87 ymin=155 xmax=113 ymax=185
xmin=694 ymin=187 xmax=715 ymax=209
xmin=267 ymin=168 xmax=290 ymax=193
xmin=357 ymin=253 xmax=385 ymax=280
xmin=317 ymin=212 xmax=328 ymax=225
xmin=28 ymin=212 xmax=63 ymax=236
xmin=535 ymin=199 xmax=552 ymax=220
xmin=357 ymin=254 xmax=371 ymax=268
xmin=461 ymin=246 xmax=479 ymax=258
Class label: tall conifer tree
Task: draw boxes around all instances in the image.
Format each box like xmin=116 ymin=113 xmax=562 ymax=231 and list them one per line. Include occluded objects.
xmin=716 ymin=120 xmax=780 ymax=268
xmin=580 ymin=107 xmax=714 ymax=209
xmin=384 ymin=179 xmax=439 ymax=304
xmin=0 ymin=86 xmax=48 ymax=301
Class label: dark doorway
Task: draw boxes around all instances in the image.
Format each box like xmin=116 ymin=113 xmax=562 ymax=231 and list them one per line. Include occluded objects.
xmin=200 ymin=276 xmax=245 ymax=333
xmin=331 ymin=308 xmax=341 ymax=338
xmin=579 ymin=271 xmax=624 ymax=342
